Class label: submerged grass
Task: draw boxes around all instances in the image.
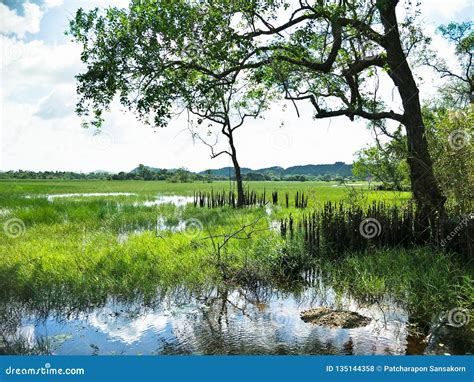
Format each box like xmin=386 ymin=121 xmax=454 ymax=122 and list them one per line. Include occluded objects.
xmin=320 ymin=249 xmax=473 ymax=324
xmin=1 ymin=225 xmax=218 ymax=305
xmin=0 ymin=179 xmax=471 ymax=334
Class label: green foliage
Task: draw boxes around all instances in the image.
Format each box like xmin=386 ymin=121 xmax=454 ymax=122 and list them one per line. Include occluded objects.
xmin=323 ymin=248 xmax=473 ymax=324
xmin=67 ymin=1 xmax=273 ymax=131
xmin=438 ymin=21 xmax=473 ymax=57
xmin=353 ymin=128 xmax=410 ymax=190
xmin=0 ymin=170 xmax=109 ymax=180
xmin=424 ymin=105 xmax=474 ymax=211
xmin=167 ymin=168 xmax=194 ymax=183
xmin=430 ymin=21 xmax=474 ymax=107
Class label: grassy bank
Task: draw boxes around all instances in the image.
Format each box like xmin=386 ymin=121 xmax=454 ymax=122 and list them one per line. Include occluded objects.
xmin=2 ymin=219 xmax=471 ymax=328
xmin=0 ymin=179 xmax=471 ymax=333
xmin=321 ymin=249 xmax=473 ymax=324
xmin=0 ymin=179 xmax=410 ymax=206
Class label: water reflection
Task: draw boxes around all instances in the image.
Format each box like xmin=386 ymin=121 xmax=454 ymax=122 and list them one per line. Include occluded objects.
xmin=117 ymin=216 xmax=188 ymax=242
xmin=0 ymin=280 xmax=420 ymax=355
xmin=134 ymin=195 xmax=194 ymax=208
xmin=24 ymin=193 xmax=137 ymax=201
xmin=23 ymin=193 xmax=193 ymax=206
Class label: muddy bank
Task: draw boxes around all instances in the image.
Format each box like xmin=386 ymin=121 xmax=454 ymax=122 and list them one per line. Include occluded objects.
xmin=300 ymin=307 xmax=371 ymax=328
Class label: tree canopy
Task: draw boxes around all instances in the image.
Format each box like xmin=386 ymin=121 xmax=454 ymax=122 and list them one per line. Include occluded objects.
xmin=68 ymin=0 xmax=463 ymax=233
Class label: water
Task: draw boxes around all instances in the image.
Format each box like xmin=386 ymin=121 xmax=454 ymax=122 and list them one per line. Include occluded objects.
xmin=24 ymin=193 xmax=194 ymax=206
xmin=25 ymin=193 xmax=137 ymax=201
xmin=117 ymin=217 xmax=188 ymax=243
xmin=1 ymin=280 xmax=419 ymax=355
xmin=134 ymin=195 xmax=194 ymax=208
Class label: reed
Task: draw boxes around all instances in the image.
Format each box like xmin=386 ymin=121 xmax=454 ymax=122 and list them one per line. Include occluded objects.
xmin=280 ymin=201 xmax=472 ymax=258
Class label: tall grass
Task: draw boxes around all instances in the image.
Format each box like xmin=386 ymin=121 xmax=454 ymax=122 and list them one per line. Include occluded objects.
xmin=0 ymin=179 xmax=471 ymax=333
xmin=320 ymin=249 xmax=473 ymax=324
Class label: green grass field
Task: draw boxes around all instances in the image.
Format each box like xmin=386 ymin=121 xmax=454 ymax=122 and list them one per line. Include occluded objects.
xmin=0 ymin=179 xmax=471 ymax=335
xmin=0 ymin=179 xmax=410 ymax=202
xmin=0 ymin=179 xmax=411 ymax=236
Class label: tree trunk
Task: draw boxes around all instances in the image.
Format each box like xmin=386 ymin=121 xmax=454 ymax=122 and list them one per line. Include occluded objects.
xmin=232 ymin=154 xmax=245 ymax=207
xmin=377 ymin=0 xmax=446 ymax=241
xmin=227 ymin=127 xmax=245 ymax=207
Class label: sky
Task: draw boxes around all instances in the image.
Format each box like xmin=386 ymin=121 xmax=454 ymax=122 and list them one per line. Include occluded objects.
xmin=0 ymin=0 xmax=472 ymax=173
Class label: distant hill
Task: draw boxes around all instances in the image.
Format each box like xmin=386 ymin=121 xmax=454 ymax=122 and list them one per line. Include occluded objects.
xmin=198 ymin=162 xmax=352 ymax=178
xmin=198 ymin=166 xmax=254 ymax=177
xmin=91 ymin=170 xmax=112 ymax=174
xmin=283 ymin=162 xmax=352 ymax=177
xmin=129 ymin=162 xmax=352 ymax=178
xmin=1 ymin=162 xmax=353 ymax=181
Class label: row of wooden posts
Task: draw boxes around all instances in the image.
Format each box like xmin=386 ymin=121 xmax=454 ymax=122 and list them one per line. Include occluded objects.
xmin=280 ymin=201 xmax=473 ymax=258
xmin=191 ymin=190 xmax=472 ymax=257
xmin=192 ymin=190 xmax=309 ymax=209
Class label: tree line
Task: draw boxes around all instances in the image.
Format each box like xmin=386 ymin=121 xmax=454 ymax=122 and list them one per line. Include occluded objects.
xmin=0 ymin=170 xmax=108 ymax=180
xmin=0 ymin=166 xmax=354 ymax=183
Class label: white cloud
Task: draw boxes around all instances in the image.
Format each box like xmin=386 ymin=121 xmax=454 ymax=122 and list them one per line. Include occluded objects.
xmin=1 ymin=0 xmax=468 ymax=173
xmin=44 ymin=0 xmax=64 ymax=8
xmin=88 ymin=305 xmax=169 ymax=344
xmin=1 ymin=35 xmax=82 ymax=100
xmin=422 ymin=0 xmax=471 ymax=17
xmin=0 ymin=1 xmax=43 ymax=38
xmin=35 ymin=85 xmax=77 ymax=119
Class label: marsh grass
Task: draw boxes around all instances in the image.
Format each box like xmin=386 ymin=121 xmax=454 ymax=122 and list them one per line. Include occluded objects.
xmin=319 ymin=249 xmax=473 ymax=323
xmin=0 ymin=179 xmax=471 ymax=334
xmin=0 ymin=179 xmax=411 ymax=205
xmin=1 ymin=226 xmax=216 ymax=304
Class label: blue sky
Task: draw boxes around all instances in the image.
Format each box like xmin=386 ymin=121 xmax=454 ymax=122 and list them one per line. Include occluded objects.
xmin=1 ymin=0 xmax=472 ymax=172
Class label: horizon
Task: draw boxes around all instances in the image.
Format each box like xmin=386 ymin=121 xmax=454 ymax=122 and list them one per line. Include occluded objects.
xmin=0 ymin=161 xmax=353 ymax=174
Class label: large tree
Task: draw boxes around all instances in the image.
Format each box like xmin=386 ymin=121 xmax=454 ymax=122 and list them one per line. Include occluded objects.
xmin=69 ymin=0 xmax=447 ymax=237
xmin=186 ymin=67 xmax=271 ymax=207
xmin=356 ymin=20 xmax=473 ymax=210
xmin=68 ymin=1 xmax=270 ymax=207
xmin=231 ymin=0 xmax=446 ymax=238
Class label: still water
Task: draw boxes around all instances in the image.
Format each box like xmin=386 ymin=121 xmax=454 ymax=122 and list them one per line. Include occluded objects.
xmin=8 ymin=193 xmax=471 ymax=355
xmin=2 ymin=278 xmax=419 ymax=355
